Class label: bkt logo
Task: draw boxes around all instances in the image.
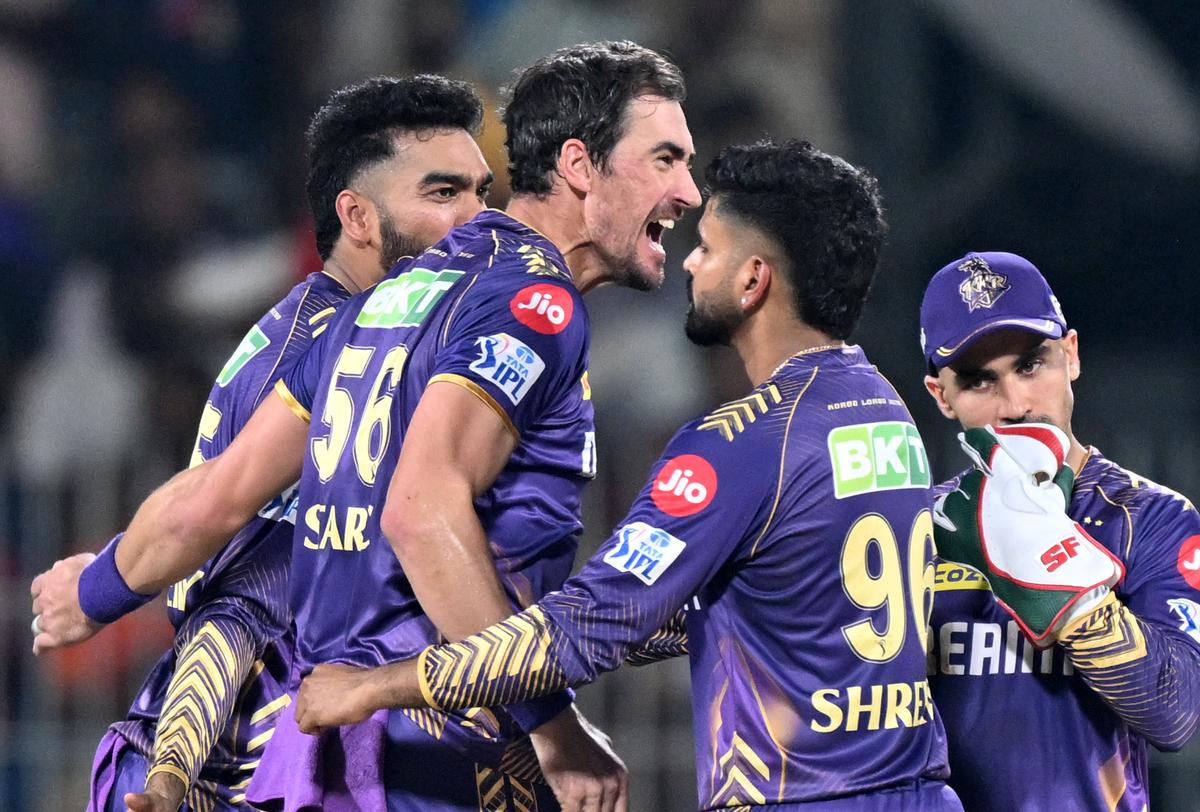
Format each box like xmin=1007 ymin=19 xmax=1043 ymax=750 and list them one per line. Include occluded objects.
xmin=469 ymin=332 xmax=546 ymax=405
xmin=1040 ymin=536 xmax=1081 ymax=573
xmin=651 ymin=454 xmax=717 ymax=517
xmin=603 ymin=522 xmax=687 ymax=585
xmin=1168 ymin=598 xmax=1200 ymax=645
xmin=828 ymin=421 xmax=930 ymax=498
xmin=511 ymin=283 xmax=573 ymax=335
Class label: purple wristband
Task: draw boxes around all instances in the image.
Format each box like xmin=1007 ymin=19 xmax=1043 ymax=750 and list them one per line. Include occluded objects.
xmin=506 ymin=688 xmax=575 ymax=734
xmin=78 ymin=534 xmax=156 ymax=624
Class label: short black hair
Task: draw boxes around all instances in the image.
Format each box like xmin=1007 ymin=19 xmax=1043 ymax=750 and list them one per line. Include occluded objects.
xmin=705 ymin=140 xmax=887 ymax=340
xmin=306 ymin=75 xmax=484 ymax=260
xmin=502 ymin=41 xmax=685 ymax=196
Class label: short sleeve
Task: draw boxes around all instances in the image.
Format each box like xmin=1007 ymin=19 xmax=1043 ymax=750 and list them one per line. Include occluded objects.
xmin=275 ymin=324 xmax=334 ymax=422
xmin=1121 ymin=493 xmax=1200 ymax=649
xmin=429 ymin=274 xmax=586 ymax=437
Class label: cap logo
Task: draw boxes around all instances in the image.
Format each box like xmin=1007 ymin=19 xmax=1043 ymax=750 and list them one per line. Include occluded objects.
xmin=957 ymin=257 xmax=1010 ymax=311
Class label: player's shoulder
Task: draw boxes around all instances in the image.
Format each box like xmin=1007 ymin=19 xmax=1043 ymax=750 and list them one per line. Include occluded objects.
xmin=477 ymin=210 xmax=575 ymax=284
xmin=691 ymin=379 xmax=793 ymax=446
xmin=1080 ymin=450 xmax=1195 ymax=515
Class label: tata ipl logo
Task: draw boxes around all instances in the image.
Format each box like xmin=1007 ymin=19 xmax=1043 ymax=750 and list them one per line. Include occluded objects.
xmin=957 ymin=257 xmax=1010 ymax=312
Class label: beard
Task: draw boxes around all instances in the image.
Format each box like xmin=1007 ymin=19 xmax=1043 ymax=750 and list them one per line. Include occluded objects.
xmin=377 ymin=206 xmax=425 ymax=273
xmin=684 ymin=276 xmax=743 ymax=347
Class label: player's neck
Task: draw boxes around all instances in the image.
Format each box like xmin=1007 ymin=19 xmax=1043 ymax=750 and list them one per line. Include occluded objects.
xmin=322 ymin=251 xmax=381 ymax=295
xmin=1066 ymin=436 xmax=1089 ymax=476
xmin=734 ymin=312 xmax=842 ymax=387
xmin=506 ymin=194 xmax=609 ymax=295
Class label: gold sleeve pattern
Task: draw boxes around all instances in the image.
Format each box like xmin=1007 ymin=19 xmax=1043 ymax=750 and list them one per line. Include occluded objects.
xmin=146 ymin=618 xmax=257 ymax=792
xmin=1061 ymin=592 xmax=1200 ymax=750
xmin=420 ymin=606 xmax=570 ymax=711
xmin=625 ymin=608 xmax=689 ymax=666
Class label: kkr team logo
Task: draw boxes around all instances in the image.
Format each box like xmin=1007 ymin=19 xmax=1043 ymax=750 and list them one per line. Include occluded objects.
xmin=651 ymin=454 xmax=717 ymax=517
xmin=510 ymin=283 xmax=573 ymax=335
xmin=957 ymin=257 xmax=1010 ymax=312
xmin=468 ymin=333 xmax=545 ymax=405
xmin=603 ymin=522 xmax=687 ymax=585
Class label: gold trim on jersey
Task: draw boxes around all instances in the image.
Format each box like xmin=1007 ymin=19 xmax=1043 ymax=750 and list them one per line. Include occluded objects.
xmin=249 ymin=693 xmax=292 ymax=726
xmin=273 ymin=379 xmax=311 ymax=423
xmin=1061 ymin=593 xmax=1147 ymax=668
xmin=713 ymin=733 xmax=769 ymax=807
xmin=428 ymin=373 xmax=520 ymax=441
xmin=750 ymin=369 xmax=819 ymax=557
xmin=698 ymin=385 xmax=783 ymax=441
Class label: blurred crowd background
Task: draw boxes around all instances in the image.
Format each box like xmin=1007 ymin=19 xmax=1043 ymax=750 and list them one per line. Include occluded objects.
xmin=2 ymin=0 xmax=1198 ymax=809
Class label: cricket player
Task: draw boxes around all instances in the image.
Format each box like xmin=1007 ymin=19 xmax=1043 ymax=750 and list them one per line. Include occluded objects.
xmin=33 ymin=75 xmax=495 ymax=812
xmin=32 ymin=41 xmax=701 ymax=812
xmin=293 ymin=140 xmax=964 ymax=811
xmin=919 ymin=251 xmax=1200 ymax=810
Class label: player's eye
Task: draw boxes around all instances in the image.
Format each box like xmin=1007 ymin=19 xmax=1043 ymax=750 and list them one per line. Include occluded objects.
xmin=1017 ymin=358 xmax=1043 ymax=375
xmin=477 ymin=185 xmax=492 ymax=201
xmin=432 ymin=187 xmax=458 ymax=200
xmin=657 ymin=154 xmax=675 ymax=167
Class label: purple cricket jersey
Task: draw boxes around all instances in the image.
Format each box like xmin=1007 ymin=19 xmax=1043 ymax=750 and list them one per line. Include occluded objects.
xmin=104 ymin=272 xmax=351 ymax=807
xmin=930 ymin=450 xmax=1200 ymax=811
xmin=277 ymin=210 xmax=592 ymax=764
xmin=529 ymin=346 xmax=954 ymax=808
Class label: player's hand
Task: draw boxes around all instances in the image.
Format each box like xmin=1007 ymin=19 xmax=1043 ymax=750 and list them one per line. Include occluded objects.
xmin=30 ymin=553 xmax=103 ymax=655
xmin=295 ymin=663 xmax=376 ymax=734
xmin=124 ymin=770 xmax=185 ymax=812
xmin=933 ymin=423 xmax=1123 ymax=645
xmin=529 ymin=705 xmax=628 ymax=812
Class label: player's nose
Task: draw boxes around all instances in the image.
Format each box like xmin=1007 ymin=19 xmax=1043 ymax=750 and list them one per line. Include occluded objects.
xmin=673 ymin=166 xmax=702 ymax=211
xmin=996 ymin=378 xmax=1035 ymax=422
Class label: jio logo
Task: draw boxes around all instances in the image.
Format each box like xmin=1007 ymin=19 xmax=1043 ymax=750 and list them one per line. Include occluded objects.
xmin=651 ymin=454 xmax=717 ymax=517
xmin=511 ymin=284 xmax=573 ymax=334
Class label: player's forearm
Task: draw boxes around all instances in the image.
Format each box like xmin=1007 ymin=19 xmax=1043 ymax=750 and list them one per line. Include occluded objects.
xmin=148 ymin=616 xmax=257 ymax=794
xmin=625 ymin=608 xmax=689 ymax=666
xmin=415 ymin=605 xmax=575 ymax=711
xmin=1061 ymin=593 xmax=1200 ymax=750
xmin=115 ymin=464 xmax=253 ymax=593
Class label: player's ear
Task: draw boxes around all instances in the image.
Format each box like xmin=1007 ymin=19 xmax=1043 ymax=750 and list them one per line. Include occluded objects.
xmin=335 ymin=189 xmax=374 ymax=248
xmin=557 ymin=138 xmax=593 ymax=195
xmin=739 ymin=255 xmax=771 ymax=312
xmin=925 ymin=375 xmax=957 ymax=420
xmin=1061 ymin=329 xmax=1081 ymax=381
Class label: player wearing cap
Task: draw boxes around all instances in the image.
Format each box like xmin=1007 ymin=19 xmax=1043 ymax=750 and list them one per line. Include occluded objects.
xmin=919 ymin=252 xmax=1200 ymax=810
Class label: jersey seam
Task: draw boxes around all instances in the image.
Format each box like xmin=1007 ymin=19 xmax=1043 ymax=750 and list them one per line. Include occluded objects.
xmin=252 ymin=286 xmax=312 ymax=408
xmin=749 ymin=366 xmax=819 ymax=558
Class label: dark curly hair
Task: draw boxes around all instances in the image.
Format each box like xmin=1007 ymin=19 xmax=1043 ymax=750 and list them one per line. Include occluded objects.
xmin=502 ymin=41 xmax=685 ymax=196
xmin=705 ymin=140 xmax=887 ymax=340
xmin=306 ymin=75 xmax=484 ymax=260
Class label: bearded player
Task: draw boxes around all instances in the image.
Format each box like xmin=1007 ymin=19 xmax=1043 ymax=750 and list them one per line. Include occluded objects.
xmin=293 ymin=140 xmax=964 ymax=811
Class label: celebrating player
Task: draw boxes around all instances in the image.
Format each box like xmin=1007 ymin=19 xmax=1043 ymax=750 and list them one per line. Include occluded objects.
xmin=32 ymin=75 xmax=494 ymax=812
xmin=31 ymin=41 xmax=701 ymax=812
xmin=919 ymin=251 xmax=1200 ymax=810
xmin=293 ymin=140 xmax=965 ymax=811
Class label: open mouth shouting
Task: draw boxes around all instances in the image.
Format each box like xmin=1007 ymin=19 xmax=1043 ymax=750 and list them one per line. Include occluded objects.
xmin=645 ymin=217 xmax=675 ymax=259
